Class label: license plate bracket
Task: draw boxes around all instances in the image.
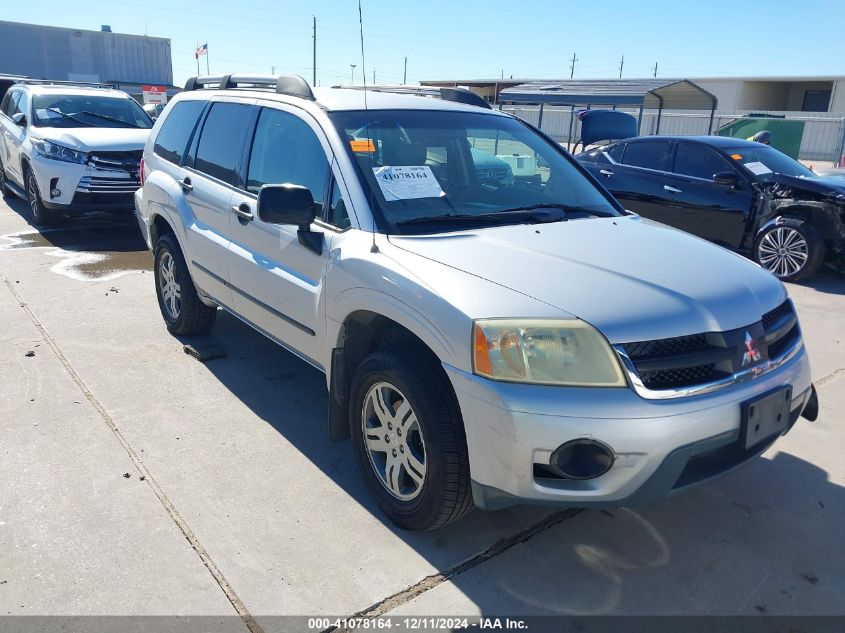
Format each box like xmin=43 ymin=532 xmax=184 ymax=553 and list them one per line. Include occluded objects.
xmin=741 ymin=386 xmax=793 ymax=450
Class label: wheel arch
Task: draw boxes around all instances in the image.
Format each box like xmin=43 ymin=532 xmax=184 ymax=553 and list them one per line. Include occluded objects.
xmin=326 ymin=307 xmax=461 ymax=443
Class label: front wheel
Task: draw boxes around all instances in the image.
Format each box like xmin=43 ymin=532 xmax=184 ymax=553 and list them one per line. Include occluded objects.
xmin=349 ymin=350 xmax=473 ymax=531
xmin=0 ymin=156 xmax=11 ymax=197
xmin=754 ymin=218 xmax=825 ymax=282
xmin=25 ymin=168 xmax=59 ymax=226
xmin=153 ymin=233 xmax=217 ymax=335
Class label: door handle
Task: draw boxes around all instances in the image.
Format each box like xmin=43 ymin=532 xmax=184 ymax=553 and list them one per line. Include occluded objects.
xmin=179 ymin=177 xmax=193 ymax=192
xmin=664 ymin=185 xmax=682 ymax=193
xmin=231 ymin=203 xmax=254 ymax=222
xmin=599 ymin=169 xmax=614 ymax=177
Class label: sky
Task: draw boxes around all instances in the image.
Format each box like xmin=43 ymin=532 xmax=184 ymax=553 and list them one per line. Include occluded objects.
xmin=5 ymin=0 xmax=845 ymax=88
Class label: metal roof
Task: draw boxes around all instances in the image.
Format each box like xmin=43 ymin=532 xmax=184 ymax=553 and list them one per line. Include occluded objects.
xmin=499 ymin=78 xmax=717 ymax=110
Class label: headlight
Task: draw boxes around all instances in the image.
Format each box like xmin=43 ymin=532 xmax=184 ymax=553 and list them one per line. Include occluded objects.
xmin=473 ymin=319 xmax=626 ymax=387
xmin=31 ymin=138 xmax=87 ymax=164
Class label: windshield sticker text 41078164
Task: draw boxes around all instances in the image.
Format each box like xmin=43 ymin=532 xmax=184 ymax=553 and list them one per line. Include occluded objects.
xmin=372 ymin=166 xmax=445 ymax=201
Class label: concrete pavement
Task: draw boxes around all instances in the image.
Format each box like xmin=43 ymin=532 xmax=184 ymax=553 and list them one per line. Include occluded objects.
xmin=0 ymin=193 xmax=843 ymax=627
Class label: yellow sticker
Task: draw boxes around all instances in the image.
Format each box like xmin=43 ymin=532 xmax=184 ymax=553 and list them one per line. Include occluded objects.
xmin=730 ymin=153 xmax=743 ymax=160
xmin=350 ymin=139 xmax=375 ymax=153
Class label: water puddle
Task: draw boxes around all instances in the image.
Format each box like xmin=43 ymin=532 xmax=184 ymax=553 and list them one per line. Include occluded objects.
xmin=0 ymin=218 xmax=152 ymax=281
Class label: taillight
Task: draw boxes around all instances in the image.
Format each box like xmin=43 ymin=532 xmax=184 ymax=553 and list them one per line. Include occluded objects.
xmin=139 ymin=157 xmax=145 ymax=186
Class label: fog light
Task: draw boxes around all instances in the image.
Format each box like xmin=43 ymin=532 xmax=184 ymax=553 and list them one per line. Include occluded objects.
xmin=50 ymin=188 xmax=61 ymax=198
xmin=550 ymin=439 xmax=614 ymax=479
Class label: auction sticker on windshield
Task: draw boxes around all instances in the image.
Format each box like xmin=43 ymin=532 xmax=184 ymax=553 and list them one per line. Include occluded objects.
xmin=373 ymin=166 xmax=444 ymax=201
xmin=743 ymin=161 xmax=773 ymax=176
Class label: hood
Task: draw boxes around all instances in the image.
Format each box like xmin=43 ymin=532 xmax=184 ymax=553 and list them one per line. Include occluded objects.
xmin=388 ymin=216 xmax=786 ymax=344
xmin=32 ymin=127 xmax=150 ymax=152
xmin=769 ymin=173 xmax=845 ymax=200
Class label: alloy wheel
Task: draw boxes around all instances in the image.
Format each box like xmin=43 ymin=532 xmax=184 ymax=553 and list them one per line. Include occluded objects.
xmin=758 ymin=227 xmax=809 ymax=278
xmin=158 ymin=251 xmax=182 ymax=320
xmin=27 ymin=173 xmax=39 ymax=218
xmin=361 ymin=381 xmax=427 ymax=501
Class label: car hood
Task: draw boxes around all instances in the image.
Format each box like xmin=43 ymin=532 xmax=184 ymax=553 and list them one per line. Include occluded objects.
xmin=769 ymin=173 xmax=845 ymax=200
xmin=387 ymin=215 xmax=786 ymax=344
xmin=32 ymin=126 xmax=150 ymax=152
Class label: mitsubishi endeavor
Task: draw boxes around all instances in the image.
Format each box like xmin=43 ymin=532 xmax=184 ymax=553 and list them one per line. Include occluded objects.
xmin=134 ymin=75 xmax=818 ymax=530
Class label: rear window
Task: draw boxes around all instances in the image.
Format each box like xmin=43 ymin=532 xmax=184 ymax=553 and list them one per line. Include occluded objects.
xmin=154 ymin=100 xmax=206 ymax=165
xmin=195 ymin=102 xmax=254 ymax=184
xmin=623 ymin=141 xmax=671 ymax=171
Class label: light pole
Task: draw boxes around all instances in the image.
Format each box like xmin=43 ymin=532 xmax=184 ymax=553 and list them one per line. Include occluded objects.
xmin=349 ymin=64 xmax=357 ymax=85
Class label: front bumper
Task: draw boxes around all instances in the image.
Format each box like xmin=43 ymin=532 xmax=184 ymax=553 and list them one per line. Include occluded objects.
xmin=30 ymin=152 xmax=139 ymax=213
xmin=445 ymin=343 xmax=813 ymax=511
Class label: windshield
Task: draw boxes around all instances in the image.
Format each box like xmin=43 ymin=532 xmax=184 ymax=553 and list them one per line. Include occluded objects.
xmin=725 ymin=146 xmax=815 ymax=180
xmin=31 ymin=94 xmax=153 ymax=129
xmin=330 ymin=109 xmax=620 ymax=234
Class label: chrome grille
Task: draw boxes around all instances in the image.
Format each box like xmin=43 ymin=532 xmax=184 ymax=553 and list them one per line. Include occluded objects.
xmin=617 ymin=299 xmax=801 ymax=398
xmin=87 ymin=150 xmax=143 ymax=173
xmin=76 ymin=175 xmax=140 ymax=193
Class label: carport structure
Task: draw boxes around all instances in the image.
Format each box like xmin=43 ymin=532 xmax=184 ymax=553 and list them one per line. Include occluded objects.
xmin=499 ymin=78 xmax=718 ymax=139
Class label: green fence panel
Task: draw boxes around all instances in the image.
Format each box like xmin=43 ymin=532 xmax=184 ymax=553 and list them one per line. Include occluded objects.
xmin=717 ymin=117 xmax=805 ymax=159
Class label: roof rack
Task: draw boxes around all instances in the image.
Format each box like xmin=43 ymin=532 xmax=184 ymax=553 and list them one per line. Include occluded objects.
xmin=21 ymin=79 xmax=115 ymax=89
xmin=334 ymin=85 xmax=491 ymax=110
xmin=184 ymin=74 xmax=315 ymax=101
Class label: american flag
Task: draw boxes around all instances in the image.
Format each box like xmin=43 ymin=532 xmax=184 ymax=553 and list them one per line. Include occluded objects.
xmin=195 ymin=43 xmax=208 ymax=59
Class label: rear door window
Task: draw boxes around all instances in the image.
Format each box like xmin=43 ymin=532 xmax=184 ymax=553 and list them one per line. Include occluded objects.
xmin=195 ymin=102 xmax=254 ymax=184
xmin=606 ymin=143 xmax=625 ymax=163
xmin=673 ymin=142 xmax=732 ymax=180
xmin=622 ymin=140 xmax=671 ymax=171
xmin=154 ymin=100 xmax=206 ymax=165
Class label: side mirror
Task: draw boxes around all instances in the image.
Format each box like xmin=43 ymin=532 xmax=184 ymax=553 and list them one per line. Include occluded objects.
xmin=257 ymin=183 xmax=323 ymax=255
xmin=713 ymin=171 xmax=739 ymax=187
xmin=12 ymin=112 xmax=26 ymax=126
xmin=257 ymin=183 xmax=316 ymax=226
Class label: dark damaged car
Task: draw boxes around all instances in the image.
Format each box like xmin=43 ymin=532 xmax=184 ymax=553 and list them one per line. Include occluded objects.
xmin=577 ymin=136 xmax=845 ymax=281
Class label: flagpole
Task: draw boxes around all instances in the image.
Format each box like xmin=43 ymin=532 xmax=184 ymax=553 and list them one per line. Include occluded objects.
xmin=206 ymin=46 xmax=210 ymax=74
xmin=196 ymin=42 xmax=200 ymax=75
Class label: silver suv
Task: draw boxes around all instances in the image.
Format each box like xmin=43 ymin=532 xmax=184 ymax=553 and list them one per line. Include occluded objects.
xmin=135 ymin=75 xmax=817 ymax=530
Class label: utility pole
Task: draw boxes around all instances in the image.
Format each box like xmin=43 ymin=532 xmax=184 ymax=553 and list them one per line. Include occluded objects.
xmin=271 ymin=65 xmax=276 ymax=75
xmin=569 ymin=52 xmax=577 ymax=79
xmin=350 ymin=64 xmax=356 ymax=85
xmin=652 ymin=61 xmax=658 ymax=78
xmin=373 ymin=68 xmax=376 ymax=84
xmin=619 ymin=55 xmax=624 ymax=78
xmin=403 ymin=56 xmax=407 ymax=85
xmin=312 ymin=16 xmax=317 ymax=86
xmin=501 ymin=69 xmax=504 ymax=79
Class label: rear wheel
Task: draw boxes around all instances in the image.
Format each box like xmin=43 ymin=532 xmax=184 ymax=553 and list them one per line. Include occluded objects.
xmin=349 ymin=350 xmax=473 ymax=531
xmin=153 ymin=233 xmax=217 ymax=335
xmin=754 ymin=218 xmax=824 ymax=282
xmin=25 ymin=167 xmax=59 ymax=226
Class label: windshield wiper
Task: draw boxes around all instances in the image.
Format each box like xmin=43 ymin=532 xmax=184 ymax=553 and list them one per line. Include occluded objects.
xmin=78 ymin=111 xmax=142 ymax=128
xmin=396 ymin=207 xmax=567 ymax=227
xmin=42 ymin=108 xmax=95 ymax=127
xmin=396 ymin=203 xmax=614 ymax=228
xmin=497 ymin=203 xmax=615 ymax=217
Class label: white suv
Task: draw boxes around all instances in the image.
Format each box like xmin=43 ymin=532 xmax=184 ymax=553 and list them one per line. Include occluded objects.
xmin=135 ymin=75 xmax=817 ymax=530
xmin=0 ymin=81 xmax=153 ymax=225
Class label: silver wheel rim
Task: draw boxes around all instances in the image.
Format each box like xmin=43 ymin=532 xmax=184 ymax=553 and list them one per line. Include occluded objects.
xmin=361 ymin=381 xmax=427 ymax=501
xmin=758 ymin=227 xmax=808 ymax=278
xmin=27 ymin=175 xmax=39 ymax=217
xmin=158 ymin=251 xmax=182 ymax=320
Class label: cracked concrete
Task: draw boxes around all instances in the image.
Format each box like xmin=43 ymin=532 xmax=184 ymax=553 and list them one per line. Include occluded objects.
xmin=1 ymin=195 xmax=844 ymax=623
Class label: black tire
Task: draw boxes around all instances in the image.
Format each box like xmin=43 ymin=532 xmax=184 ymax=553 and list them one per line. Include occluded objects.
xmin=349 ymin=349 xmax=473 ymax=530
xmin=153 ymin=233 xmax=217 ymax=335
xmin=24 ymin=166 xmax=59 ymax=226
xmin=754 ymin=217 xmax=825 ymax=282
xmin=0 ymin=155 xmax=11 ymax=198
